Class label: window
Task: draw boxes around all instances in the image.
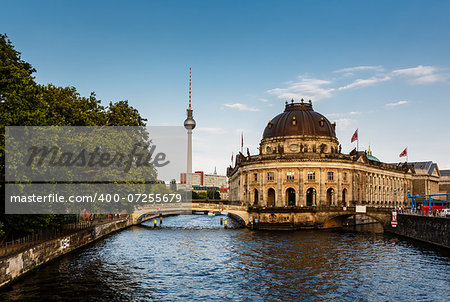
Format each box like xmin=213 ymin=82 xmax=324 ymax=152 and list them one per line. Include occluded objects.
xmin=307 ymin=172 xmax=315 ymax=181
xmin=286 ymin=171 xmax=294 ymax=181
xmin=328 ymin=172 xmax=334 ymax=181
xmin=343 ymin=172 xmax=347 ymax=181
xmin=266 ymin=146 xmax=271 ymax=153
xmin=254 ymin=173 xmax=258 ymax=181
xmin=268 ymin=172 xmax=274 ymax=181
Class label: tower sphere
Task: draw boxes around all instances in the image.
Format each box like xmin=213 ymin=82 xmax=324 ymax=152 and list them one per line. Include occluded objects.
xmin=184 ymin=117 xmax=196 ymax=130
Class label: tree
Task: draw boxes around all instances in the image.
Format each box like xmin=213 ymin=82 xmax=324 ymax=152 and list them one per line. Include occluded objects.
xmin=0 ymin=34 xmax=148 ymax=239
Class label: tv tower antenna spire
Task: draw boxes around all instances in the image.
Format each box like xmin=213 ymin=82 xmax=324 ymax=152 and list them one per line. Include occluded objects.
xmin=189 ymin=67 xmax=192 ymax=109
xmin=184 ymin=67 xmax=196 ymax=179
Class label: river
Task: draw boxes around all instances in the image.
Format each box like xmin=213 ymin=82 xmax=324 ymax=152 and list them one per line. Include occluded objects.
xmin=2 ymin=215 xmax=449 ymax=301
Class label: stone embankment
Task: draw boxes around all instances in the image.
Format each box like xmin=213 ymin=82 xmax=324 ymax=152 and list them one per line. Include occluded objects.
xmin=388 ymin=214 xmax=449 ymax=249
xmin=0 ymin=217 xmax=136 ymax=288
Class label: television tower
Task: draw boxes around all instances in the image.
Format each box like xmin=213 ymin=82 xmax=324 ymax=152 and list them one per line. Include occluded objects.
xmin=184 ymin=68 xmax=196 ymax=180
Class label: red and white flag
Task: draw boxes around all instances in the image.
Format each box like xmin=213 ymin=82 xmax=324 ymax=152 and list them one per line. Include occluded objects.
xmin=351 ymin=129 xmax=358 ymax=143
xmin=399 ymin=147 xmax=407 ymax=158
xmin=231 ymin=152 xmax=234 ymax=163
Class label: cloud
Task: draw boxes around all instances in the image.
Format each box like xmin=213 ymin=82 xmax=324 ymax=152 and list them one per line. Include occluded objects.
xmin=334 ymin=65 xmax=384 ymax=74
xmin=334 ymin=118 xmax=354 ymax=130
xmin=266 ymin=64 xmax=446 ymax=103
xmin=392 ymin=65 xmax=446 ymax=83
xmin=196 ymin=127 xmax=228 ymax=134
xmin=258 ymin=98 xmax=270 ymax=103
xmin=326 ymin=111 xmax=361 ymax=118
xmin=338 ymin=75 xmax=391 ymax=91
xmin=392 ymin=65 xmax=436 ymax=77
xmin=385 ymin=100 xmax=409 ymax=108
xmin=223 ymin=103 xmax=260 ymax=112
xmin=267 ymin=77 xmax=335 ymax=101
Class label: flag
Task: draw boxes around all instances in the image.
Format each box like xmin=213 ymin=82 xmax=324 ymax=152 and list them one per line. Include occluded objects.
xmin=399 ymin=147 xmax=407 ymax=158
xmin=241 ymin=132 xmax=244 ymax=149
xmin=351 ymin=129 xmax=358 ymax=143
xmin=231 ymin=152 xmax=233 ymax=163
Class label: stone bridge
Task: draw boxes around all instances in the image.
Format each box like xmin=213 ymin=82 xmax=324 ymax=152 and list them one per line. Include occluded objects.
xmin=130 ymin=202 xmax=249 ymax=225
xmin=191 ymin=202 xmax=249 ymax=225
xmin=248 ymin=206 xmax=393 ymax=230
xmin=131 ymin=202 xmax=393 ymax=230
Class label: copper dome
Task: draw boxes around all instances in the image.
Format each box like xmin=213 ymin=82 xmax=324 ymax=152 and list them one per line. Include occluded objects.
xmin=263 ymin=102 xmax=336 ymax=139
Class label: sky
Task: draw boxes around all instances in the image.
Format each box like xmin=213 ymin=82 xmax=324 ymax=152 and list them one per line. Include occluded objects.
xmin=2 ymin=0 xmax=450 ymax=176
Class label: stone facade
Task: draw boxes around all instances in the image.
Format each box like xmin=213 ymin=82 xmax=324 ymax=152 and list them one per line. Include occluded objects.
xmin=228 ymin=102 xmax=415 ymax=208
xmin=228 ymin=152 xmax=413 ymax=208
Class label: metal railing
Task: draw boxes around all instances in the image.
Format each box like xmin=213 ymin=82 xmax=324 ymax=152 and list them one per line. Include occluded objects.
xmin=0 ymin=216 xmax=126 ymax=258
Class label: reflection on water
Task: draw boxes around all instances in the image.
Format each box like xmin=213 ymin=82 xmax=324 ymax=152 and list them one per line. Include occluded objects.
xmin=342 ymin=222 xmax=385 ymax=233
xmin=2 ymin=215 xmax=449 ymax=301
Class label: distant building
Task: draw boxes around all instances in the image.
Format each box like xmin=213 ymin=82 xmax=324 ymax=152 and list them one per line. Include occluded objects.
xmin=439 ymin=170 xmax=450 ymax=200
xmin=180 ymin=169 xmax=228 ymax=199
xmin=407 ymin=161 xmax=441 ymax=196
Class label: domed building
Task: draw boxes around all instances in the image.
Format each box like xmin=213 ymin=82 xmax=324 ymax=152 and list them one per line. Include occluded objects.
xmin=227 ymin=100 xmax=414 ymax=208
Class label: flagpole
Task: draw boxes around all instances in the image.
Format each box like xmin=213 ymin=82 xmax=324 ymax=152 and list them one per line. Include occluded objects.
xmin=357 ymin=129 xmax=359 ymax=152
xmin=241 ymin=132 xmax=243 ymax=154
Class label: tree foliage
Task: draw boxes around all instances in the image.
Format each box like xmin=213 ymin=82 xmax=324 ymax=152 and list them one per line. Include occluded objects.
xmin=0 ymin=33 xmax=147 ymax=239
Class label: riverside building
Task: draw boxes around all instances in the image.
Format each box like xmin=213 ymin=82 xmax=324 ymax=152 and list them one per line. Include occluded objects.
xmin=227 ymin=101 xmax=418 ymax=208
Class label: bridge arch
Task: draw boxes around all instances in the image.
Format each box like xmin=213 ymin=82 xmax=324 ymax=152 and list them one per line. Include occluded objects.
xmin=322 ymin=211 xmax=391 ymax=229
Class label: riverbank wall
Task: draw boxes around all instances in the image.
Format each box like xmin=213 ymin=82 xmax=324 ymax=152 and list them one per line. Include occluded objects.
xmin=0 ymin=217 xmax=136 ymax=289
xmin=388 ymin=214 xmax=449 ymax=249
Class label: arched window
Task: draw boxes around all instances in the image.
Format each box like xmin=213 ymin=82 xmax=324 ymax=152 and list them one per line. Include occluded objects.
xmin=267 ymin=188 xmax=276 ymax=207
xmin=286 ymin=188 xmax=296 ymax=206
xmin=306 ymin=188 xmax=316 ymax=206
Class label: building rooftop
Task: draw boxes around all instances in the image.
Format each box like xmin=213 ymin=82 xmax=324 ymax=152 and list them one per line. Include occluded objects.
xmin=262 ymin=101 xmax=336 ymax=139
xmin=440 ymin=170 xmax=450 ymax=177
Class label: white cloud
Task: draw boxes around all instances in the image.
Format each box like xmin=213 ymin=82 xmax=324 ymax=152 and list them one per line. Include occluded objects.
xmin=326 ymin=111 xmax=361 ymax=118
xmin=258 ymin=98 xmax=270 ymax=103
xmin=223 ymin=103 xmax=260 ymax=112
xmin=196 ymin=127 xmax=228 ymax=134
xmin=391 ymin=65 xmax=446 ymax=84
xmin=267 ymin=77 xmax=335 ymax=101
xmin=392 ymin=65 xmax=436 ymax=77
xmin=338 ymin=75 xmax=391 ymax=91
xmin=385 ymin=100 xmax=409 ymax=108
xmin=334 ymin=65 xmax=384 ymax=74
xmin=266 ymin=64 xmax=446 ymax=104
xmin=334 ymin=118 xmax=354 ymax=130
